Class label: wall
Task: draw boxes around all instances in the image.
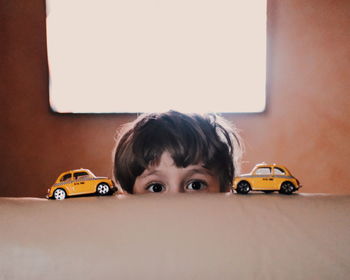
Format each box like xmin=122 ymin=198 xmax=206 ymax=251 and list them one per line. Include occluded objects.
xmin=0 ymin=0 xmax=349 ymax=197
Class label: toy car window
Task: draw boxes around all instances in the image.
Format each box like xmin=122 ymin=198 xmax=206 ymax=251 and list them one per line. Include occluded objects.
xmin=274 ymin=167 xmax=285 ymax=175
xmin=255 ymin=167 xmax=271 ymax=175
xmin=74 ymin=172 xmax=89 ymax=179
xmin=60 ymin=173 xmax=72 ymax=182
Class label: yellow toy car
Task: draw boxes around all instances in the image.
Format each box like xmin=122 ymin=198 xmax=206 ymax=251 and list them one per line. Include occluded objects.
xmin=233 ymin=163 xmax=302 ymax=194
xmin=47 ymin=169 xmax=116 ymax=200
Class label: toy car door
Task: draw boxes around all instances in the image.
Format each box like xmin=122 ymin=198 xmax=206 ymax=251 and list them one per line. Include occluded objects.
xmin=72 ymin=171 xmax=94 ymax=194
xmin=272 ymin=167 xmax=288 ymax=189
xmin=57 ymin=172 xmax=74 ymax=194
xmin=252 ymin=167 xmax=274 ymax=190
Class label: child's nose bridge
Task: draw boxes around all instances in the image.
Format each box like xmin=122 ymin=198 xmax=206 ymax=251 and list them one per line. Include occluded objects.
xmin=167 ymin=181 xmax=185 ymax=193
xmin=165 ymin=167 xmax=188 ymax=193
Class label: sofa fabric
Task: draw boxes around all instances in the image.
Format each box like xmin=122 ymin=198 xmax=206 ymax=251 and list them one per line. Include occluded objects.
xmin=0 ymin=193 xmax=349 ymax=280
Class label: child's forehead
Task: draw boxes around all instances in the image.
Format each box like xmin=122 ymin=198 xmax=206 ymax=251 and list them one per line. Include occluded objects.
xmin=153 ymin=151 xmax=176 ymax=166
xmin=147 ymin=150 xmax=203 ymax=168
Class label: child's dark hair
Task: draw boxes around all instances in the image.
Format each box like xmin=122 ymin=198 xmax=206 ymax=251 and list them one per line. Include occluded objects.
xmin=113 ymin=111 xmax=242 ymax=193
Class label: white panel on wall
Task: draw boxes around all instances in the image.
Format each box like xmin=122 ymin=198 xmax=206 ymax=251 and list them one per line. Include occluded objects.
xmin=46 ymin=0 xmax=266 ymax=113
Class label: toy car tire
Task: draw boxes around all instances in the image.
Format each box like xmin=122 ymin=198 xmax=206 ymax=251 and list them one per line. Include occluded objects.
xmin=279 ymin=181 xmax=295 ymax=195
xmin=53 ymin=188 xmax=67 ymax=200
xmin=96 ymin=183 xmax=110 ymax=196
xmin=236 ymin=181 xmax=251 ymax=194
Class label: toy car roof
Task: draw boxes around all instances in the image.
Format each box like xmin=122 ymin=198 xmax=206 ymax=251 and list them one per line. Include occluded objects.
xmin=254 ymin=163 xmax=290 ymax=170
xmin=253 ymin=163 xmax=293 ymax=174
xmin=61 ymin=168 xmax=95 ymax=174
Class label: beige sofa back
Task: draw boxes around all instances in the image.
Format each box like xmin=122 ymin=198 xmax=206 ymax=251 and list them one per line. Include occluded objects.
xmin=1 ymin=193 xmax=349 ymax=279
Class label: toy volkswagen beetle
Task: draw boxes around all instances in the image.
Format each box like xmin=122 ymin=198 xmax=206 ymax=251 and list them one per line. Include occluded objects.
xmin=47 ymin=168 xmax=116 ymax=200
xmin=233 ymin=163 xmax=302 ymax=194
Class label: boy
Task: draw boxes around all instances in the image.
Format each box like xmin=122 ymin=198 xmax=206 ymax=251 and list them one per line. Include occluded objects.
xmin=113 ymin=111 xmax=242 ymax=194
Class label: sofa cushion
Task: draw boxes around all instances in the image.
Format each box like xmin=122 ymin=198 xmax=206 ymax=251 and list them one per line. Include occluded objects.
xmin=0 ymin=193 xmax=349 ymax=279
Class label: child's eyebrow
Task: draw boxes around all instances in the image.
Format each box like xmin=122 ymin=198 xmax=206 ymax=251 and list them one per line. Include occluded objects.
xmin=139 ymin=166 xmax=213 ymax=179
xmin=185 ymin=167 xmax=214 ymax=177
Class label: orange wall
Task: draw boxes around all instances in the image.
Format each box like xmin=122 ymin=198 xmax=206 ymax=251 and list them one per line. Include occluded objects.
xmin=1 ymin=0 xmax=350 ymax=197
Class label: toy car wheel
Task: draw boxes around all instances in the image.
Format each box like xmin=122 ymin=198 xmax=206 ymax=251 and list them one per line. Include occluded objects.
xmin=96 ymin=183 xmax=110 ymax=195
xmin=53 ymin=188 xmax=67 ymax=200
xmin=279 ymin=181 xmax=295 ymax=195
xmin=236 ymin=181 xmax=251 ymax=194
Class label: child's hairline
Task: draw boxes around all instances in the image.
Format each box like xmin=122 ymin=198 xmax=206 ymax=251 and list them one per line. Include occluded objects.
xmin=138 ymin=153 xmax=218 ymax=178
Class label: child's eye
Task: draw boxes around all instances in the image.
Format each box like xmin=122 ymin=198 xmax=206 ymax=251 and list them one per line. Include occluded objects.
xmin=186 ymin=180 xmax=207 ymax=191
xmin=146 ymin=183 xmax=166 ymax=193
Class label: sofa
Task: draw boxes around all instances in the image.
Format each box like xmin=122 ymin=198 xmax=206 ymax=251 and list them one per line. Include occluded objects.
xmin=0 ymin=193 xmax=349 ymax=279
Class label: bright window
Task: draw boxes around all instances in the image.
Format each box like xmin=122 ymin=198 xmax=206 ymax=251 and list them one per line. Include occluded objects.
xmin=46 ymin=0 xmax=266 ymax=113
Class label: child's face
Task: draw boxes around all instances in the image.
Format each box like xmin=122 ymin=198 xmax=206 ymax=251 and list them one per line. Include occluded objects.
xmin=133 ymin=151 xmax=221 ymax=194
